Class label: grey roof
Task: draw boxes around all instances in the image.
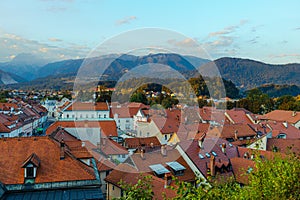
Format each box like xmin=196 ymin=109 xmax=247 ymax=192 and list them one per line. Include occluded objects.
xmin=166 ymin=161 xmax=186 ymax=171
xmin=3 ymin=187 xmax=103 ymax=200
xmin=149 ymin=164 xmax=170 ymax=175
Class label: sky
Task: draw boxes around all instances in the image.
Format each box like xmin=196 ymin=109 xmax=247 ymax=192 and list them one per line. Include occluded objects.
xmin=0 ymin=0 xmax=300 ymax=64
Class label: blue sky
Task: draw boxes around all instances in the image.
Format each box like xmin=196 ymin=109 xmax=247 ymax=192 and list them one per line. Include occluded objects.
xmin=0 ymin=0 xmax=299 ymax=64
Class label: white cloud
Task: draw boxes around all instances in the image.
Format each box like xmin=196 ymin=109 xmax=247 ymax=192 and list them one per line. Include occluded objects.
xmin=116 ymin=16 xmax=137 ymax=26
xmin=209 ymin=20 xmax=248 ymax=37
xmin=48 ymin=38 xmax=63 ymax=42
xmin=0 ymin=30 xmax=90 ymax=62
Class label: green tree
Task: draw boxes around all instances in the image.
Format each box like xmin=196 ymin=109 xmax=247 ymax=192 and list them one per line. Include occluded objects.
xmin=117 ymin=175 xmax=154 ymax=200
xmin=130 ymin=92 xmax=148 ymax=105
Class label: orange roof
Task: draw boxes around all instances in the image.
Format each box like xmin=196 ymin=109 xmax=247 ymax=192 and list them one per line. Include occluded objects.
xmin=226 ymin=109 xmax=253 ymax=124
xmin=99 ymin=138 xmax=128 ymax=155
xmin=124 ymin=137 xmax=161 ymax=149
xmin=266 ymin=138 xmax=300 ymax=154
xmin=105 ymin=163 xmax=176 ymax=200
xmin=46 ymin=120 xmax=118 ymax=137
xmin=65 ymin=102 xmax=108 ymax=111
xmin=267 ymin=121 xmax=300 ymax=139
xmin=263 ymin=110 xmax=300 ymax=124
xmin=151 ymin=109 xmax=181 ymax=134
xmin=126 ymin=148 xmax=195 ymax=183
xmin=207 ymin=124 xmax=257 ymax=139
xmin=0 ymin=123 xmax=10 ymax=133
xmin=0 ymin=103 xmax=18 ymax=111
xmin=231 ymin=157 xmax=255 ymax=185
xmin=0 ymin=137 xmax=96 ymax=185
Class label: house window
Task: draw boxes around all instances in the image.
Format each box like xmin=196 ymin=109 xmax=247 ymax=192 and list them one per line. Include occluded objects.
xmin=66 ymin=114 xmax=69 ymax=118
xmin=112 ymin=185 xmax=115 ymax=190
xmin=122 ymin=154 xmax=126 ymax=158
xmin=72 ymin=115 xmax=75 ymax=119
xmin=91 ymin=114 xmax=94 ymax=118
xmin=80 ymin=114 xmax=83 ymax=118
xmin=140 ymin=131 xmax=142 ymax=136
xmin=86 ymin=114 xmax=88 ymax=118
xmin=99 ymin=114 xmax=101 ymax=118
xmin=26 ymin=167 xmax=34 ymax=178
xmin=147 ymin=132 xmax=150 ymax=137
xmin=126 ymin=119 xmax=130 ymax=123
xmin=125 ymin=124 xmax=130 ymax=130
xmin=165 ymin=135 xmax=168 ymax=140
xmin=104 ymin=114 xmax=107 ymax=118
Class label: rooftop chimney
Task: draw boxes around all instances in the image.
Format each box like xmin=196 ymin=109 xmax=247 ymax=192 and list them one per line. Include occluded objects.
xmin=198 ymin=133 xmax=206 ymax=149
xmin=161 ymin=145 xmax=167 ymax=157
xmin=164 ymin=172 xmax=172 ymax=188
xmin=60 ymin=139 xmax=65 ymax=160
xmin=140 ymin=148 xmax=145 ymax=160
xmin=292 ymin=111 xmax=297 ymax=117
xmin=234 ymin=130 xmax=238 ymax=141
xmin=283 ymin=121 xmax=288 ymax=128
xmin=164 ymin=173 xmax=168 ymax=188
xmin=210 ymin=155 xmax=215 ymax=177
xmin=81 ymin=141 xmax=85 ymax=147
xmin=150 ymin=142 xmax=154 ymax=148
xmin=221 ymin=143 xmax=226 ymax=154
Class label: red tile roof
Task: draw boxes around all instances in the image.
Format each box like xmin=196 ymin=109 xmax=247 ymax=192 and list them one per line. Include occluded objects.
xmin=263 ymin=110 xmax=300 ymax=124
xmin=46 ymin=120 xmax=118 ymax=137
xmin=0 ymin=103 xmax=18 ymax=111
xmin=225 ymin=109 xmax=253 ymax=124
xmin=266 ymin=138 xmax=300 ymax=155
xmin=124 ymin=137 xmax=161 ymax=149
xmin=230 ymin=157 xmax=255 ymax=185
xmin=99 ymin=138 xmax=128 ymax=155
xmin=65 ymin=102 xmax=109 ymax=111
xmin=267 ymin=121 xmax=300 ymax=139
xmin=179 ymin=137 xmax=239 ymax=178
xmin=151 ymin=109 xmax=181 ymax=134
xmin=105 ymin=163 xmax=176 ymax=200
xmin=126 ymin=148 xmax=195 ymax=183
xmin=207 ymin=124 xmax=257 ymax=139
xmin=0 ymin=137 xmax=96 ymax=185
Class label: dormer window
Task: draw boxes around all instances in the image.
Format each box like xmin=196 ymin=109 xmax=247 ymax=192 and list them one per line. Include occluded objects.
xmin=166 ymin=161 xmax=186 ymax=176
xmin=21 ymin=153 xmax=40 ymax=184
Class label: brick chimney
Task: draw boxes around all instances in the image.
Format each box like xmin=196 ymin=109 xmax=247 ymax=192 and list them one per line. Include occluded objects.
xmin=164 ymin=172 xmax=172 ymax=188
xmin=234 ymin=130 xmax=238 ymax=141
xmin=140 ymin=148 xmax=145 ymax=160
xmin=283 ymin=121 xmax=288 ymax=128
xmin=292 ymin=111 xmax=296 ymax=117
xmin=60 ymin=139 xmax=65 ymax=160
xmin=198 ymin=133 xmax=206 ymax=149
xmin=161 ymin=145 xmax=167 ymax=157
xmin=221 ymin=143 xmax=226 ymax=154
xmin=210 ymin=155 xmax=215 ymax=177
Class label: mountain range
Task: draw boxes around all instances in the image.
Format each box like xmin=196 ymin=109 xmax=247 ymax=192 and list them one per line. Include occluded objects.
xmin=1 ymin=53 xmax=300 ymax=93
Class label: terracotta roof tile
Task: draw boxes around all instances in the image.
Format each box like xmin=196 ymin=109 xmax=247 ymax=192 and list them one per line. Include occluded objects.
xmin=0 ymin=137 xmax=96 ymax=185
xmin=105 ymin=163 xmax=176 ymax=200
xmin=231 ymin=157 xmax=255 ymax=185
xmin=124 ymin=137 xmax=161 ymax=149
xmin=46 ymin=120 xmax=118 ymax=137
xmin=266 ymin=138 xmax=300 ymax=154
xmin=65 ymin=102 xmax=108 ymax=111
xmin=263 ymin=110 xmax=300 ymax=124
xmin=179 ymin=137 xmax=239 ymax=178
xmin=266 ymin=121 xmax=300 ymax=139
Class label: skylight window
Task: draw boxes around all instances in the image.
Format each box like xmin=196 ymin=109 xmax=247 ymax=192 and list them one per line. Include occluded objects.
xmin=199 ymin=154 xmax=204 ymax=159
xmin=205 ymin=153 xmax=210 ymax=158
xmin=149 ymin=164 xmax=170 ymax=178
xmin=211 ymin=151 xmax=217 ymax=157
xmin=166 ymin=161 xmax=186 ymax=176
xmin=229 ymin=143 xmax=233 ymax=147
